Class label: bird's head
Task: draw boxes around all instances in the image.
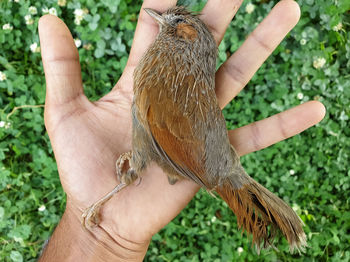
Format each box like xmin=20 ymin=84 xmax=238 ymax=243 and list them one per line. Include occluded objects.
xmin=144 ymin=6 xmax=208 ymax=43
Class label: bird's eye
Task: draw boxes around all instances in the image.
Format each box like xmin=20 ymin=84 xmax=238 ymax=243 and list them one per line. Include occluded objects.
xmin=173 ymin=17 xmax=184 ymax=24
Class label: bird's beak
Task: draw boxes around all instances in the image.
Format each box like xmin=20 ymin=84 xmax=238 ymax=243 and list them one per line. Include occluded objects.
xmin=144 ymin=8 xmax=165 ymax=26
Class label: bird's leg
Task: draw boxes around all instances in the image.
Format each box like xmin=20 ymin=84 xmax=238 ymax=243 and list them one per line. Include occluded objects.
xmin=82 ymin=151 xmax=138 ymax=230
xmin=116 ymin=151 xmax=140 ymax=185
xmin=82 ymin=182 xmax=128 ymax=230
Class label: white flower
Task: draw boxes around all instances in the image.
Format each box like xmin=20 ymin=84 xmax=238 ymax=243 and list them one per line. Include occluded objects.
xmin=74 ymin=9 xmax=86 ymax=25
xmin=237 ymin=247 xmax=244 ymax=254
xmin=289 ymin=169 xmax=295 ymax=175
xmin=38 ymin=205 xmax=46 ymax=212
xmin=313 ymin=57 xmax=326 ymax=69
xmin=0 ymin=121 xmax=10 ymax=129
xmin=58 ymin=0 xmax=66 ymax=7
xmin=2 ymin=23 xmax=13 ymax=30
xmin=24 ymin=14 xmax=34 ymax=25
xmin=74 ymin=8 xmax=84 ymax=17
xmin=30 ymin=42 xmax=37 ymax=52
xmin=74 ymin=38 xmax=82 ymax=48
xmin=14 ymin=0 xmax=20 ymax=2
xmin=30 ymin=42 xmax=40 ymax=53
xmin=300 ymin=39 xmax=307 ymax=45
xmin=49 ymin=7 xmax=58 ymax=16
xmin=297 ymin=93 xmax=304 ymax=100
xmin=29 ymin=6 xmax=37 ymax=15
xmin=0 ymin=121 xmax=10 ymax=130
xmin=245 ymin=3 xmax=255 ymax=14
xmin=0 ymin=71 xmax=6 ymax=81
xmin=211 ymin=216 xmax=216 ymax=223
xmin=332 ymin=22 xmax=342 ymax=32
xmin=24 ymin=14 xmax=31 ymax=22
xmin=74 ymin=17 xmax=82 ymax=25
xmin=42 ymin=7 xmax=49 ymax=14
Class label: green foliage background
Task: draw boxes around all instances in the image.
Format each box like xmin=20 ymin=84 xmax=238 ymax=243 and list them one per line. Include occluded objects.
xmin=0 ymin=0 xmax=349 ymax=261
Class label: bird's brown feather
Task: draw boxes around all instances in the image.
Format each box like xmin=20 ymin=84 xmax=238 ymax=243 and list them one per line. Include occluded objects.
xmin=216 ymin=170 xmax=307 ymax=252
xmin=176 ymin=23 xmax=198 ymax=41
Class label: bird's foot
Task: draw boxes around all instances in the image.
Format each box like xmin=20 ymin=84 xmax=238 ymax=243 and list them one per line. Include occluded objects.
xmin=82 ymin=202 xmax=102 ymax=230
xmin=81 ymin=182 xmax=128 ymax=231
xmin=116 ymin=151 xmax=139 ymax=185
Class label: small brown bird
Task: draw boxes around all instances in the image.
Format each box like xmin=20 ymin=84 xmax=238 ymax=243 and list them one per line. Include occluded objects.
xmin=83 ymin=6 xmax=306 ymax=252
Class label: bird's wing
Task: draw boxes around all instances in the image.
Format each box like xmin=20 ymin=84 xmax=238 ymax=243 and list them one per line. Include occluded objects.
xmin=139 ymin=74 xmax=215 ymax=188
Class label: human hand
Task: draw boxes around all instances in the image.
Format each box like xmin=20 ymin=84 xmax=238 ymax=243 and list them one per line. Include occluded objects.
xmin=39 ymin=0 xmax=325 ymax=261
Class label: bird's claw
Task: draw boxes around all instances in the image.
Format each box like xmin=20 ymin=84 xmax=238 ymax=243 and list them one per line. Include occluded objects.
xmin=82 ymin=203 xmax=101 ymax=230
xmin=116 ymin=151 xmax=139 ymax=185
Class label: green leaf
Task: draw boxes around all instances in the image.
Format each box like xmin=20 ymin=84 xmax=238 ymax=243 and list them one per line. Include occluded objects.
xmin=101 ymin=0 xmax=120 ymax=13
xmin=0 ymin=207 xmax=4 ymax=219
xmin=10 ymin=251 xmax=23 ymax=262
xmin=94 ymin=48 xmax=105 ymax=58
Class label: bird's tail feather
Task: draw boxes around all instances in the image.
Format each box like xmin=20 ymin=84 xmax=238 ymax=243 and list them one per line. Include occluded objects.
xmin=216 ymin=169 xmax=307 ymax=253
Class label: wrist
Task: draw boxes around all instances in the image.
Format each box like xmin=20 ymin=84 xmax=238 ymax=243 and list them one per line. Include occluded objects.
xmin=39 ymin=202 xmax=149 ymax=262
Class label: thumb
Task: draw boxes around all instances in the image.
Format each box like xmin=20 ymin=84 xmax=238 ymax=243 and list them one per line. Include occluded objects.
xmin=39 ymin=15 xmax=85 ymax=107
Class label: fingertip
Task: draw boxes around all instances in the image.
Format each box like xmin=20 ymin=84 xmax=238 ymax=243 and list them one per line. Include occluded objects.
xmin=38 ymin=14 xmax=52 ymax=29
xmin=307 ymin=100 xmax=327 ymax=123
xmin=38 ymin=14 xmax=54 ymax=29
xmin=277 ymin=0 xmax=301 ymax=27
xmin=39 ymin=14 xmax=66 ymax=34
xmin=39 ymin=15 xmax=78 ymax=63
xmin=38 ymin=15 xmax=84 ymax=106
xmin=290 ymin=0 xmax=301 ymax=22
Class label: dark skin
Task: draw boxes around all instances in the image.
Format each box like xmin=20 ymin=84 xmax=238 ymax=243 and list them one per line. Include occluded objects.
xmin=38 ymin=0 xmax=325 ymax=261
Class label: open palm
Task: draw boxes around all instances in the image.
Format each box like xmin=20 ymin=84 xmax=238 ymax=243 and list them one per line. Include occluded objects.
xmin=39 ymin=0 xmax=325 ymax=259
